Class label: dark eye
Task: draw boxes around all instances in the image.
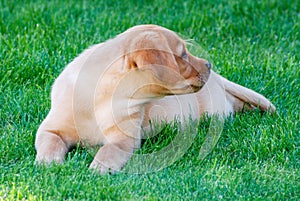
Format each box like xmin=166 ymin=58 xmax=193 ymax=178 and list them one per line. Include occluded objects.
xmin=181 ymin=51 xmax=188 ymax=59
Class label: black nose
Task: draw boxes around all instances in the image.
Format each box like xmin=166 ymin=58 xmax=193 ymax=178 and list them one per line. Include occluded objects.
xmin=205 ymin=62 xmax=212 ymax=69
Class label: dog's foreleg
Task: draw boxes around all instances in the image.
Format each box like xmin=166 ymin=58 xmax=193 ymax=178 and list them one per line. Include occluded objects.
xmin=35 ymin=130 xmax=68 ymax=164
xmin=89 ymin=130 xmax=140 ymax=174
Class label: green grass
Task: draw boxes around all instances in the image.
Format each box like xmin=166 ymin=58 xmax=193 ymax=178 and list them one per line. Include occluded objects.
xmin=1 ymin=0 xmax=299 ymax=200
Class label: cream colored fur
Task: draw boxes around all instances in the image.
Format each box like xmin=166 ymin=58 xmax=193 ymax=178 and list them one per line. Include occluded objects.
xmin=35 ymin=25 xmax=275 ymax=174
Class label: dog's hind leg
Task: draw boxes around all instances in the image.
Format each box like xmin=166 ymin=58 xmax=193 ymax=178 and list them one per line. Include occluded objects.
xmin=216 ymin=72 xmax=276 ymax=113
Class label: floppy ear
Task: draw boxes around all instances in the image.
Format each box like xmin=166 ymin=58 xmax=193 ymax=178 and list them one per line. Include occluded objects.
xmin=127 ymin=49 xmax=182 ymax=84
xmin=126 ymin=49 xmax=178 ymax=69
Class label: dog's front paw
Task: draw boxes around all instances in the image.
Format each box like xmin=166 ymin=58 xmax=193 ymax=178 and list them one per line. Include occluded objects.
xmin=89 ymin=158 xmax=120 ymax=174
xmin=35 ymin=153 xmax=65 ymax=165
xmin=35 ymin=132 xmax=68 ymax=165
xmin=89 ymin=144 xmax=132 ymax=174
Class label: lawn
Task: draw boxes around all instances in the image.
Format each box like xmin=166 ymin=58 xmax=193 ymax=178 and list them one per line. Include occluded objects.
xmin=0 ymin=0 xmax=299 ymax=200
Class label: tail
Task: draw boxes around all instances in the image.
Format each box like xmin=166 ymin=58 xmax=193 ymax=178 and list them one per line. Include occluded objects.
xmin=220 ymin=76 xmax=276 ymax=113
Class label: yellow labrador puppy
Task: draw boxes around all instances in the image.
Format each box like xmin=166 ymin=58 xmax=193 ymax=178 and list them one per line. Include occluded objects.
xmin=35 ymin=25 xmax=275 ymax=174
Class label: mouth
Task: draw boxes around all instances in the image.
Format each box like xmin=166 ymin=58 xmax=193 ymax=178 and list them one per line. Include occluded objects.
xmin=154 ymin=71 xmax=210 ymax=96
xmin=162 ymin=83 xmax=202 ymax=95
xmin=190 ymin=84 xmax=202 ymax=92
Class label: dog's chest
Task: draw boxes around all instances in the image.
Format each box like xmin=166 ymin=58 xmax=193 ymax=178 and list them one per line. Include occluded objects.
xmin=77 ymin=100 xmax=143 ymax=146
xmin=144 ymin=94 xmax=200 ymax=125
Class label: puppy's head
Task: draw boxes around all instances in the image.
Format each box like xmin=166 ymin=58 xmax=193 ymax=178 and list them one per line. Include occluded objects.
xmin=122 ymin=25 xmax=211 ymax=97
